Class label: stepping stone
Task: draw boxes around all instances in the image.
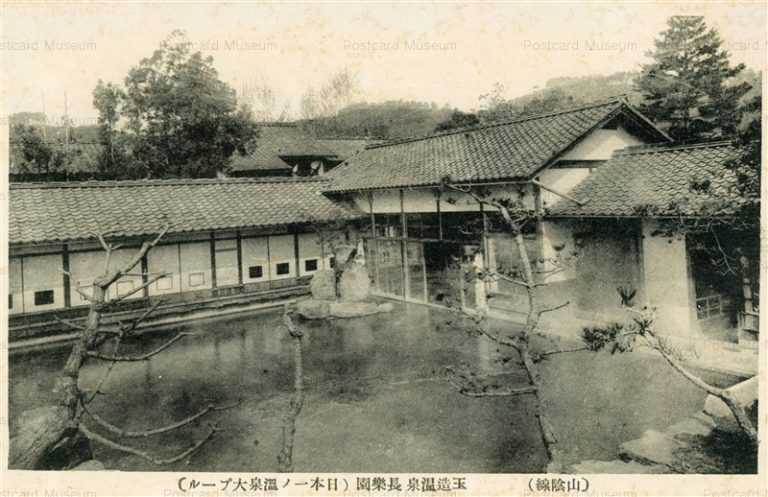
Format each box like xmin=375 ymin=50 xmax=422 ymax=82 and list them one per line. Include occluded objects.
xmin=666 ymin=414 xmax=716 ymax=440
xmin=619 ymin=429 xmax=685 ymax=470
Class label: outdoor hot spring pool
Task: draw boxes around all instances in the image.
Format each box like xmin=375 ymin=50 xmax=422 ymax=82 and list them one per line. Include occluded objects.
xmin=8 ymin=301 xmax=742 ymax=472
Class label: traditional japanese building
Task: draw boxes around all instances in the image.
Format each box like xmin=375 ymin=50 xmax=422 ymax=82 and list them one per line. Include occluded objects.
xmin=8 ymin=177 xmax=361 ymax=341
xmin=321 ymin=98 xmax=756 ymax=351
xmin=225 ymin=123 xmax=375 ymax=178
xmin=7 ymin=98 xmax=758 ymax=365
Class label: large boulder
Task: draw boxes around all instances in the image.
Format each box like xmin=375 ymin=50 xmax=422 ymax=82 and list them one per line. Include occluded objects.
xmin=338 ymin=263 xmax=371 ymax=302
xmin=310 ymin=269 xmax=336 ymax=300
xmin=296 ymin=299 xmax=331 ymax=320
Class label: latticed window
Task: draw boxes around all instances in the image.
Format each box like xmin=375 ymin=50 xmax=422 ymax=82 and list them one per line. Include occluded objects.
xmin=696 ymin=294 xmax=723 ymax=320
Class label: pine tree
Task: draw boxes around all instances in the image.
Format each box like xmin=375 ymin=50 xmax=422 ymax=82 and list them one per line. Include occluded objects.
xmin=636 ymin=16 xmax=750 ymax=141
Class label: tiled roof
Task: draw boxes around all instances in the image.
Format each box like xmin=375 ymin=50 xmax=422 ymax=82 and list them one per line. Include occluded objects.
xmin=230 ymin=123 xmax=336 ymax=172
xmin=9 ymin=178 xmax=362 ymax=245
xmin=548 ymin=140 xmax=741 ymax=217
xmin=324 ymin=98 xmax=670 ymax=193
xmin=315 ymin=138 xmax=382 ymax=160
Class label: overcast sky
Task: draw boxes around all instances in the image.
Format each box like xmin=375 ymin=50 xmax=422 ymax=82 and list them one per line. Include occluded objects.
xmin=1 ymin=1 xmax=765 ymax=123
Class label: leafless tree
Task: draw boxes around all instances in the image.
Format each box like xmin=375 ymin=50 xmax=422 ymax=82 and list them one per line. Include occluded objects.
xmin=277 ymin=305 xmax=305 ymax=472
xmin=10 ymin=227 xmax=238 ymax=469
xmin=240 ymin=80 xmax=292 ymax=122
xmin=300 ymin=68 xmax=360 ymax=121
xmin=439 ymin=179 xmax=584 ymax=472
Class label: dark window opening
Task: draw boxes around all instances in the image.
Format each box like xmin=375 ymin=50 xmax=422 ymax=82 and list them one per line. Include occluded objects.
xmin=442 ymin=212 xmax=484 ymax=241
xmin=9 ymin=294 xmax=13 ymax=309
xmin=249 ymin=265 xmax=263 ymax=279
xmin=373 ymin=213 xmax=403 ymax=238
xmin=329 ymin=256 xmax=336 ymax=268
xmin=406 ymin=212 xmax=440 ymax=239
xmin=34 ymin=289 xmax=54 ymax=306
xmin=276 ymin=262 xmax=290 ymax=275
xmin=304 ymin=259 xmax=318 ymax=272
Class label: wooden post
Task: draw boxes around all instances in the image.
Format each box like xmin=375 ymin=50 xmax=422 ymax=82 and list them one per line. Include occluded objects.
xmin=236 ymin=230 xmax=243 ymax=285
xmin=62 ymin=244 xmax=71 ymax=308
xmin=436 ymin=189 xmax=443 ymax=240
xmin=140 ymin=253 xmax=149 ymax=298
xmin=294 ymin=231 xmax=301 ymax=280
xmin=400 ymin=189 xmax=409 ymax=299
xmin=740 ymin=255 xmax=756 ymax=331
xmin=210 ymin=233 xmax=217 ymax=289
xmin=368 ymin=191 xmax=380 ymax=291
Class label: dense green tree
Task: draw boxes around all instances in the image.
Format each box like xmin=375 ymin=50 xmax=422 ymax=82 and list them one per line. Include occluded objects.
xmin=636 ymin=16 xmax=751 ymax=141
xmin=92 ymin=80 xmax=128 ymax=178
xmin=11 ymin=124 xmax=67 ymax=176
xmin=93 ymin=30 xmax=257 ymax=178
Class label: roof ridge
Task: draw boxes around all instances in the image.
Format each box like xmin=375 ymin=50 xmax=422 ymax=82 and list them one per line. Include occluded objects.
xmin=364 ymin=97 xmax=626 ymax=151
xmin=614 ymin=138 xmax=735 ymax=156
xmin=9 ymin=176 xmax=331 ymax=189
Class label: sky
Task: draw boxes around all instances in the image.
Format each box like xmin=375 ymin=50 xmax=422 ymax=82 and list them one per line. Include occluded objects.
xmin=0 ymin=1 xmax=765 ymax=124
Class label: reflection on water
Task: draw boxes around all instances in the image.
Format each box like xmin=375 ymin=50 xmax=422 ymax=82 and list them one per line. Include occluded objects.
xmin=9 ymin=301 xmax=735 ymax=472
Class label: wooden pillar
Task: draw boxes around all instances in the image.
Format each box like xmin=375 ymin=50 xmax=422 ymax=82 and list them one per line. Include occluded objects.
xmin=62 ymin=244 xmax=71 ymax=308
xmin=177 ymin=243 xmax=183 ymax=295
xmin=368 ymin=191 xmax=380 ymax=290
xmin=266 ymin=235 xmax=273 ymax=288
xmin=236 ymin=229 xmax=244 ymax=285
xmin=294 ymin=230 xmax=301 ymax=279
xmin=210 ymin=233 xmax=217 ymax=289
xmin=533 ymin=183 xmax=545 ymax=267
xmin=140 ymin=253 xmax=149 ymax=298
xmin=400 ymin=189 xmax=409 ymax=299
xmin=436 ymin=189 xmax=443 ymax=240
xmin=740 ymin=255 xmax=756 ymax=331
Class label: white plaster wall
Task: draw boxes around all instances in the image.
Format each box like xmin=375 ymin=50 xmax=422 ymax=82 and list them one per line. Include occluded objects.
xmin=241 ymin=237 xmax=269 ymax=284
xmin=298 ymin=233 xmax=323 ymax=276
xmin=558 ymin=126 xmax=644 ymax=161
xmin=269 ymin=235 xmax=296 ymax=280
xmin=70 ymin=248 xmax=144 ymax=305
xmin=147 ymin=244 xmax=182 ymax=296
xmin=641 ymin=220 xmax=692 ymax=336
xmin=214 ymin=238 xmax=239 ymax=286
xmin=9 ymin=257 xmax=23 ymax=314
xmin=179 ymin=242 xmax=213 ymax=292
xmin=539 ymin=125 xmax=645 ymax=207
xmin=539 ymin=168 xmax=592 ymax=208
xmin=22 ymin=253 xmax=64 ymax=312
xmin=540 ymin=220 xmax=577 ymax=282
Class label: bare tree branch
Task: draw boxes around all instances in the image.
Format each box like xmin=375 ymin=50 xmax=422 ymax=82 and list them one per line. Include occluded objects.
xmin=55 ymin=316 xmax=86 ymax=331
xmin=81 ymin=399 xmax=240 ymax=438
xmin=98 ymin=225 xmax=169 ymax=289
xmin=87 ymin=332 xmax=194 ymax=362
xmin=536 ymin=301 xmax=570 ymax=318
xmin=533 ymin=345 xmax=590 ymax=362
xmin=79 ymin=423 xmax=217 ymax=465
xmin=106 ymin=273 xmax=168 ymax=304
